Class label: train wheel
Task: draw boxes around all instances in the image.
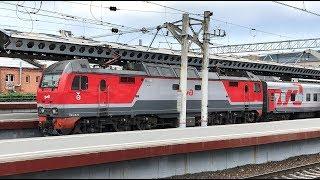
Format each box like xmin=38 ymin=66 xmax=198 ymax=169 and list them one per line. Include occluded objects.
xmin=135 ymin=116 xmax=157 ymax=130
xmin=114 ymin=117 xmax=131 ymax=132
xmin=244 ymin=112 xmax=256 ymax=123
xmin=137 ymin=120 xmax=152 ymax=130
xmin=213 ymin=113 xmax=224 ymax=125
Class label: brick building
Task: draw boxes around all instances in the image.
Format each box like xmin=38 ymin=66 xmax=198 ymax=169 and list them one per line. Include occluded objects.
xmin=0 ymin=57 xmax=43 ymax=94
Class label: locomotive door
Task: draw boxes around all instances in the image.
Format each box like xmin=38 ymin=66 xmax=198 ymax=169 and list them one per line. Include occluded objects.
xmin=244 ymin=84 xmax=250 ymax=110
xmin=267 ymin=89 xmax=276 ymax=112
xmin=98 ymin=79 xmax=108 ymax=116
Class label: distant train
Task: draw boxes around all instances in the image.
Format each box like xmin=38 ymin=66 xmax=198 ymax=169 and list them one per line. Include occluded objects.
xmin=37 ymin=59 xmax=320 ymax=135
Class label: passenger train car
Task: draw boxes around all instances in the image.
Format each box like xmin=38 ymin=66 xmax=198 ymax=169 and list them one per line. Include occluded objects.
xmin=36 ymin=59 xmax=320 ymax=135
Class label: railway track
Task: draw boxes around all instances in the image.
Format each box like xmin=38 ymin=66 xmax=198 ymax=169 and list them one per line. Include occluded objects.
xmin=246 ymin=162 xmax=320 ymax=179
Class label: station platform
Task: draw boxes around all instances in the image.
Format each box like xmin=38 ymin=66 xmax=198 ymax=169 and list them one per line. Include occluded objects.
xmin=1 ymin=118 xmax=320 ymax=177
xmin=0 ymin=113 xmax=38 ymax=130
xmin=0 ymin=102 xmax=37 ymax=110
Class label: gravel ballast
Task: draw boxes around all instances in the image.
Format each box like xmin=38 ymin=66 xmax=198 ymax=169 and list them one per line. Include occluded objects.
xmin=167 ymin=153 xmax=320 ymax=179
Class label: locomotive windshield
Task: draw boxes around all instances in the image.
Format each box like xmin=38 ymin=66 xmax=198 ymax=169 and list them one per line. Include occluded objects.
xmin=40 ymin=74 xmax=60 ymax=88
xmin=40 ymin=61 xmax=70 ymax=88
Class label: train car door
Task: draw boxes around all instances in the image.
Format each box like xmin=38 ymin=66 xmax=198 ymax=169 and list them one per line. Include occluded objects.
xmin=98 ymin=79 xmax=108 ymax=116
xmin=244 ymin=84 xmax=250 ymax=110
xmin=267 ymin=89 xmax=276 ymax=112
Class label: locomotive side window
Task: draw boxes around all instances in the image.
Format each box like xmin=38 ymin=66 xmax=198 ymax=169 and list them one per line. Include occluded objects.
xmin=71 ymin=76 xmax=80 ymax=90
xmin=195 ymin=85 xmax=201 ymax=90
xmin=314 ymin=94 xmax=318 ymax=101
xmin=100 ymin=80 xmax=106 ymax=91
xmin=306 ymin=93 xmax=311 ymax=101
xmin=81 ymin=76 xmax=88 ymax=90
xmin=71 ymin=75 xmax=88 ymax=90
xmin=254 ymin=83 xmax=261 ymax=92
xmin=291 ymin=93 xmax=295 ymax=102
xmin=172 ymin=84 xmax=179 ymax=90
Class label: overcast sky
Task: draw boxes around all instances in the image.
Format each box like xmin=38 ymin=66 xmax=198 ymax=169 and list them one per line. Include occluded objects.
xmin=0 ymin=1 xmax=319 ymax=52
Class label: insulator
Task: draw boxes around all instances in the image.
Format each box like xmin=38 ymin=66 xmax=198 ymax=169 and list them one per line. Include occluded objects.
xmin=141 ymin=27 xmax=148 ymax=34
xmin=111 ymin=28 xmax=119 ymax=33
xmin=109 ymin=6 xmax=117 ymax=11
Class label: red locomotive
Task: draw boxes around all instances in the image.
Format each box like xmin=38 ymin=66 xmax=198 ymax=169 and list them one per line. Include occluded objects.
xmin=37 ymin=59 xmax=320 ymax=135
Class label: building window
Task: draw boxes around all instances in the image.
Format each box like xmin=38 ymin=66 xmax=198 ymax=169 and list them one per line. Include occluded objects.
xmin=26 ymin=75 xmax=30 ymax=83
xmin=314 ymin=94 xmax=318 ymax=101
xmin=5 ymin=74 xmax=14 ymax=82
xmin=306 ymin=93 xmax=311 ymax=101
xmin=36 ymin=76 xmax=40 ymax=83
xmin=195 ymin=85 xmax=201 ymax=90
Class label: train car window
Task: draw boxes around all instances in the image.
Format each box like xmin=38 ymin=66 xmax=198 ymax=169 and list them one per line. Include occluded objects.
xmin=172 ymin=84 xmax=179 ymax=90
xmin=314 ymin=94 xmax=318 ymax=101
xmin=195 ymin=85 xmax=201 ymax=90
xmin=306 ymin=93 xmax=311 ymax=101
xmin=71 ymin=76 xmax=80 ymax=90
xmin=100 ymin=80 xmax=106 ymax=91
xmin=229 ymin=81 xmax=238 ymax=87
xmin=81 ymin=76 xmax=88 ymax=90
xmin=254 ymin=83 xmax=261 ymax=92
xmin=291 ymin=93 xmax=296 ymax=102
xmin=120 ymin=77 xmax=135 ymax=84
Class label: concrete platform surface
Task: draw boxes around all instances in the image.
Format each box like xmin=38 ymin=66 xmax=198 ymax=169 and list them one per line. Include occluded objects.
xmin=0 ymin=113 xmax=38 ymax=120
xmin=0 ymin=113 xmax=38 ymax=130
xmin=1 ymin=118 xmax=320 ymax=176
xmin=1 ymin=118 xmax=320 ymax=162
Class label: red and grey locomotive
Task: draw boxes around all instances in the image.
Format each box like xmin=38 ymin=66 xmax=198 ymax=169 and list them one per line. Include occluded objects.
xmin=36 ymin=59 xmax=320 ymax=135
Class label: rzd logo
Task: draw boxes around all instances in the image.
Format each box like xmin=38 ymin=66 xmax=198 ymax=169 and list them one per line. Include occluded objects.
xmin=187 ymin=89 xmax=194 ymax=96
xmin=275 ymin=83 xmax=303 ymax=106
xmin=75 ymin=92 xmax=81 ymax=101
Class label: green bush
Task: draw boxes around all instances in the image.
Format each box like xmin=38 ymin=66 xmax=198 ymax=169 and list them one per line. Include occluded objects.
xmin=0 ymin=92 xmax=36 ymax=102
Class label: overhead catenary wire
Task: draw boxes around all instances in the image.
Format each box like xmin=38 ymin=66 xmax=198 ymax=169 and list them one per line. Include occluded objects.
xmin=0 ymin=1 xmax=141 ymax=31
xmin=15 ymin=1 xmax=34 ymax=33
xmin=144 ymin=1 xmax=294 ymax=40
xmin=65 ymin=1 xmax=183 ymax=15
xmin=144 ymin=1 xmax=202 ymax=16
xmin=273 ymin=1 xmax=320 ymax=17
xmin=0 ymin=13 xmax=113 ymax=32
xmin=1 ymin=1 xmax=167 ymax=41
xmin=0 ymin=4 xmax=158 ymax=38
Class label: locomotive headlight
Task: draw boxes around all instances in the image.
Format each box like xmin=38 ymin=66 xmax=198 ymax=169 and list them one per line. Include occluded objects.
xmin=52 ymin=108 xmax=58 ymax=115
xmin=38 ymin=107 xmax=45 ymax=114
